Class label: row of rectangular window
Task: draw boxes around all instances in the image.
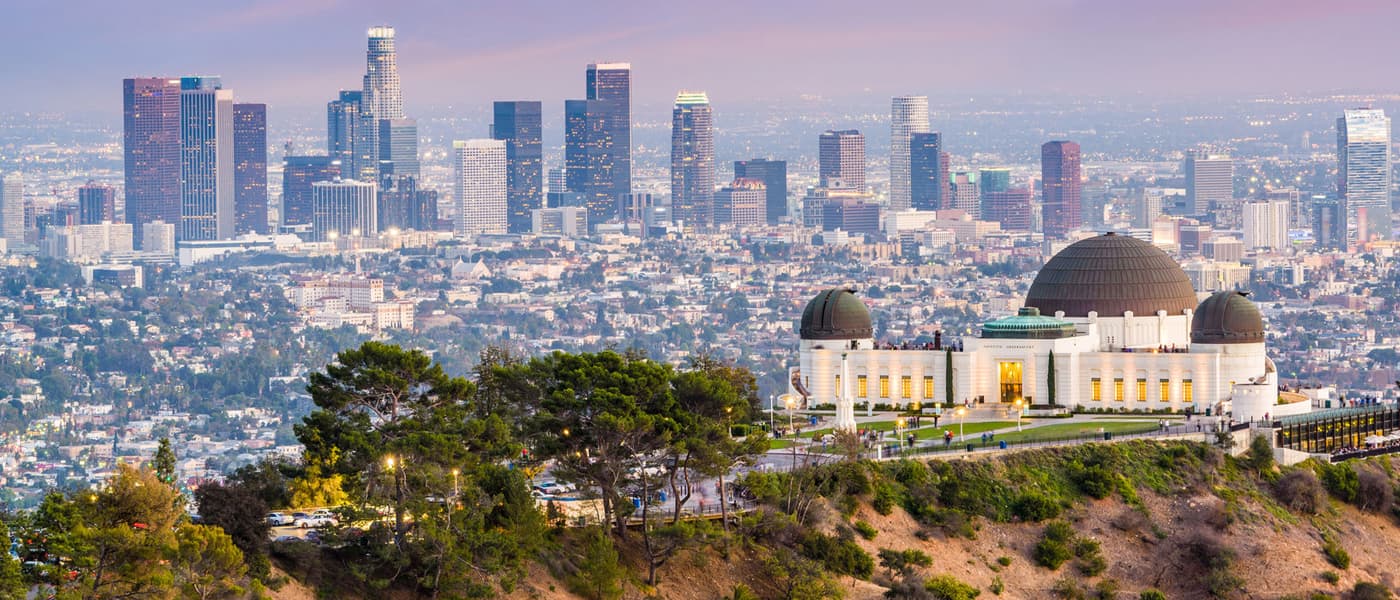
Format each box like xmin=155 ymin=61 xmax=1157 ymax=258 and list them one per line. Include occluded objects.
xmin=1090 ymin=377 xmax=1193 ymax=403
xmin=843 ymin=375 xmax=936 ymax=400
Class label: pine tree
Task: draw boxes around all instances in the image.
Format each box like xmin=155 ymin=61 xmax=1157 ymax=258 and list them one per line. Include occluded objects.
xmin=944 ymin=348 xmax=954 ymax=407
xmin=1047 ymin=351 xmax=1057 ymax=407
xmin=154 ymin=437 xmax=177 ymax=486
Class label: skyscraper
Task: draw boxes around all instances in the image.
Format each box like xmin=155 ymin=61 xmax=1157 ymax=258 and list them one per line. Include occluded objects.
xmin=312 ymin=178 xmax=377 ymax=242
xmin=909 ymin=132 xmax=944 ymax=210
xmin=378 ymin=175 xmax=438 ymax=232
xmin=566 ymin=62 xmax=631 ymax=223
xmin=454 ymin=140 xmax=507 ymax=237
xmin=890 ymin=96 xmax=930 ymax=211
xmin=979 ymin=168 xmax=1011 ymax=194
xmin=982 ymin=188 xmax=1033 ymax=231
xmin=327 ymin=90 xmax=362 ymax=173
xmin=670 ymin=91 xmax=715 ymax=229
xmin=78 ymin=181 xmax=117 ymax=225
xmin=1338 ymin=108 xmax=1392 ymax=244
xmin=0 ymin=174 xmax=22 ymax=249
xmin=376 ymin=118 xmax=419 ymax=180
xmin=714 ymin=178 xmax=765 ymax=229
xmin=233 ymin=103 xmax=268 ymax=234
xmin=1242 ymin=199 xmax=1290 ymax=251
xmin=1313 ymin=197 xmax=1346 ymax=251
xmin=360 ymin=26 xmax=406 ymax=181
xmin=1184 ymin=152 xmax=1233 ymax=216
xmin=819 ymin=130 xmax=865 ymax=191
xmin=1041 ymin=141 xmax=1082 ymax=238
xmin=123 ymin=77 xmax=182 ymax=248
xmin=179 ymin=76 xmax=235 ymax=241
xmin=949 ymin=171 xmax=980 ymax=217
xmin=282 ymin=156 xmax=341 ymax=227
xmin=492 ymin=101 xmax=543 ymax=233
xmin=733 ymin=158 xmax=788 ymax=224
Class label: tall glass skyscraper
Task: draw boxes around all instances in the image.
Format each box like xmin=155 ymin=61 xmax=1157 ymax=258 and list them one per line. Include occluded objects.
xmin=890 ymin=96 xmax=930 ymax=211
xmin=78 ymin=181 xmax=117 ymax=225
xmin=327 ymin=90 xmax=362 ymax=175
xmin=123 ymin=77 xmax=182 ymax=248
xmin=360 ymin=26 xmax=407 ymax=182
xmin=670 ymin=91 xmax=715 ymax=229
xmin=587 ymin=62 xmax=631 ymax=201
xmin=1338 ymin=108 xmax=1392 ymax=244
xmin=565 ymin=63 xmax=631 ymax=223
xmin=733 ymin=158 xmax=788 ymax=224
xmin=312 ymin=178 xmax=377 ymax=242
xmin=1041 ymin=140 xmax=1082 ymax=239
xmin=377 ymin=118 xmax=419 ymax=180
xmin=0 ymin=174 xmax=22 ymax=249
xmin=179 ymin=76 xmax=234 ymax=241
xmin=1184 ymin=152 xmax=1233 ymax=216
xmin=282 ymin=156 xmax=341 ymax=227
xmin=910 ymin=132 xmax=944 ymax=211
xmin=233 ymin=103 xmax=268 ymax=234
xmin=492 ymin=101 xmax=543 ymax=233
xmin=818 ymin=130 xmax=865 ymax=191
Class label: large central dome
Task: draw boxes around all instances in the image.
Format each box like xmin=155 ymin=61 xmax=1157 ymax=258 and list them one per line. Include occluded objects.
xmin=1024 ymin=233 xmax=1198 ymax=318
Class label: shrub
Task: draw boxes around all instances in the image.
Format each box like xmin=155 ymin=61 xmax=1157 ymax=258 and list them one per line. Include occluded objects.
xmin=1319 ymin=463 xmax=1359 ymax=503
xmin=873 ymin=481 xmax=900 ymax=515
xmin=1071 ymin=463 xmax=1117 ymax=499
xmin=925 ymin=574 xmax=981 ymax=600
xmin=1013 ymin=491 xmax=1061 ymax=522
xmin=1356 ymin=468 xmax=1394 ymax=513
xmin=1274 ymin=469 xmax=1324 ymax=514
xmin=1074 ymin=538 xmax=1107 ymax=577
xmin=1322 ymin=535 xmax=1351 ymax=570
xmin=1139 ymin=590 xmax=1167 ymax=600
xmin=1353 ymin=582 xmax=1394 ymax=600
xmin=989 ymin=576 xmax=1004 ymax=596
xmin=1186 ymin=531 xmax=1243 ymax=599
xmin=1246 ymin=434 xmax=1275 ymax=472
xmin=800 ymin=531 xmax=874 ymax=580
xmin=878 ymin=548 xmax=932 ymax=577
xmin=1111 ymin=508 xmax=1150 ymax=533
xmin=1093 ymin=579 xmax=1119 ymax=600
xmin=996 ymin=556 xmax=1013 ymax=567
xmin=1051 ymin=577 xmax=1086 ymax=600
xmin=854 ymin=520 xmax=878 ymax=540
xmin=1034 ymin=522 xmax=1076 ymax=570
xmin=1322 ymin=571 xmax=1341 ymax=585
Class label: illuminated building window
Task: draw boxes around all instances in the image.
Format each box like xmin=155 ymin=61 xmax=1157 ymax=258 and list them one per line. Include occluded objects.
xmin=1183 ymin=379 xmax=1193 ymax=404
xmin=1159 ymin=379 xmax=1169 ymax=402
xmin=879 ymin=375 xmax=890 ymax=398
xmin=1091 ymin=378 xmax=1102 ymax=402
xmin=1137 ymin=379 xmax=1147 ymax=402
xmin=1114 ymin=378 xmax=1124 ymax=402
xmin=857 ymin=375 xmax=867 ymax=398
xmin=923 ymin=376 xmax=934 ymax=399
xmin=901 ymin=376 xmax=912 ymax=399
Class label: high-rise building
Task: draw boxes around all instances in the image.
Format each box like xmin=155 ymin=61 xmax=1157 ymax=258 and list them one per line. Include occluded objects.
xmin=714 ymin=178 xmax=765 ymax=229
xmin=491 ymin=101 xmax=543 ymax=234
xmin=909 ymin=132 xmax=944 ymax=211
xmin=360 ymin=26 xmax=406 ymax=181
xmin=670 ymin=91 xmax=715 ymax=229
xmin=179 ymin=76 xmax=235 ymax=241
xmin=376 ymin=118 xmax=419 ymax=181
xmin=949 ymin=171 xmax=980 ymax=217
xmin=1313 ymin=197 xmax=1346 ymax=251
xmin=123 ymin=77 xmax=182 ymax=248
xmin=1263 ymin=187 xmax=1305 ymax=229
xmin=378 ymin=175 xmax=438 ymax=232
xmin=1338 ymin=108 xmax=1392 ymax=244
xmin=979 ymin=168 xmax=1011 ymax=194
xmin=819 ymin=130 xmax=865 ymax=191
xmin=141 ymin=221 xmax=176 ymax=255
xmin=566 ymin=62 xmax=631 ymax=223
xmin=233 ymin=103 xmax=268 ymax=234
xmin=1242 ymin=199 xmax=1290 ymax=251
xmin=327 ymin=90 xmax=362 ymax=173
xmin=982 ymin=188 xmax=1033 ymax=231
xmin=282 ymin=156 xmax=341 ymax=227
xmin=821 ymin=198 xmax=880 ymax=236
xmin=453 ymin=139 xmax=507 ymax=237
xmin=78 ymin=181 xmax=117 ymax=225
xmin=733 ymin=158 xmax=788 ymax=224
xmin=0 ymin=174 xmax=22 ymax=249
xmin=1041 ymin=140 xmax=1082 ymax=238
xmin=1185 ymin=152 xmax=1233 ymax=216
xmin=1136 ymin=188 xmax=1184 ymax=228
xmin=312 ymin=178 xmax=377 ymax=242
xmin=890 ymin=96 xmax=930 ymax=211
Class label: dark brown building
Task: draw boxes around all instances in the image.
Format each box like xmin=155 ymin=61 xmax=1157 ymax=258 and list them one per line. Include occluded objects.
xmin=1041 ymin=140 xmax=1081 ymax=238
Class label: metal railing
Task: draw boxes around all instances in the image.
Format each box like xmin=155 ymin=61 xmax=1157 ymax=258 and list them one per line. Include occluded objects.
xmin=864 ymin=422 xmax=1215 ymax=460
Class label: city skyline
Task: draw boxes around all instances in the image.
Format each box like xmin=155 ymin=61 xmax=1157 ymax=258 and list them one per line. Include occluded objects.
xmin=11 ymin=1 xmax=1400 ymax=116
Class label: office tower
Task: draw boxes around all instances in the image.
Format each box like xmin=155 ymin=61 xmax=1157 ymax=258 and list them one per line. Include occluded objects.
xmin=1184 ymin=152 xmax=1233 ymax=216
xmin=327 ymin=90 xmax=362 ymax=172
xmin=1178 ymin=223 xmax=1214 ymax=255
xmin=670 ymin=91 xmax=715 ymax=228
xmin=733 ymin=158 xmax=788 ymax=224
xmin=982 ymin=188 xmax=1033 ymax=231
xmin=714 ymin=178 xmax=765 ymax=229
xmin=822 ymin=198 xmax=880 ymax=236
xmin=179 ymin=76 xmax=235 ymax=241
xmin=548 ymin=168 xmax=567 ymax=194
xmin=453 ymin=140 xmax=507 ymax=237
xmin=282 ymin=156 xmax=341 ymax=227
xmin=819 ymin=130 xmax=865 ymax=190
xmin=492 ymin=101 xmax=543 ymax=233
xmin=312 ymin=179 xmax=377 ymax=242
xmin=533 ymin=207 xmax=589 ymax=237
xmin=1136 ymin=187 xmax=1183 ymax=228
xmin=378 ymin=175 xmax=438 ymax=232
xmin=949 ymin=171 xmax=980 ymax=217
xmin=0 ymin=174 xmax=21 ymax=249
xmin=1041 ymin=140 xmax=1082 ymax=238
xmin=1338 ymin=108 xmax=1392 ymax=244
xmin=123 ymin=77 xmax=182 ymax=248
xmin=78 ymin=181 xmax=117 ymax=225
xmin=566 ymin=62 xmax=631 ymax=223
xmin=890 ymin=96 xmax=930 ymax=211
xmin=233 ymin=103 xmax=268 ymax=234
xmin=141 ymin=221 xmax=176 ymax=255
xmin=360 ymin=26 xmax=406 ymax=181
xmin=618 ymin=192 xmax=654 ymax=223
xmin=909 ymin=132 xmax=944 ymax=210
xmin=1263 ymin=187 xmax=1305 ymax=229
xmin=1243 ymin=199 xmax=1290 ymax=251
xmin=1313 ymin=197 xmax=1346 ymax=250
xmin=376 ymin=118 xmax=419 ymax=181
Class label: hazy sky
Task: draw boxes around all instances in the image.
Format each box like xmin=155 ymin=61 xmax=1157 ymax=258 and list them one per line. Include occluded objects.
xmin=9 ymin=0 xmax=1400 ymax=117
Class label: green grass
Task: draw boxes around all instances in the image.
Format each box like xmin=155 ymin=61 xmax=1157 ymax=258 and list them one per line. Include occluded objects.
xmin=992 ymin=421 xmax=1160 ymax=444
xmin=914 ymin=421 xmax=1017 ymax=440
xmin=769 ymin=439 xmax=796 ymax=450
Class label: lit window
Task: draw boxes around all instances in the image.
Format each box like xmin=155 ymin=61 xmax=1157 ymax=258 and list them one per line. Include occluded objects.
xmin=1137 ymin=379 xmax=1147 ymax=402
xmin=1183 ymin=379 xmax=1193 ymax=404
xmin=857 ymin=375 xmax=867 ymax=398
xmin=1114 ymin=378 xmax=1124 ymax=402
xmin=923 ymin=376 xmax=934 ymax=399
xmin=1159 ymin=379 xmax=1169 ymax=402
xmin=879 ymin=375 xmax=890 ymax=398
xmin=1091 ymin=378 xmax=1102 ymax=401
xmin=901 ymin=376 xmax=912 ymax=399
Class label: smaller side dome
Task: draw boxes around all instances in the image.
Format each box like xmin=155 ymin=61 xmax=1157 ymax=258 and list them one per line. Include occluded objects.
xmin=799 ymin=288 xmax=873 ymax=340
xmin=1191 ymin=291 xmax=1265 ymax=344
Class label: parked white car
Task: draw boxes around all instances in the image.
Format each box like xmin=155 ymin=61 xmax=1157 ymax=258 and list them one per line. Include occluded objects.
xmin=266 ymin=512 xmax=294 ymax=526
xmin=293 ymin=510 xmax=337 ymax=528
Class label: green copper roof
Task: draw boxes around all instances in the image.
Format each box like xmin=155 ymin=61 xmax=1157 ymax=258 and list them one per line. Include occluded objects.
xmin=981 ymin=307 xmax=1078 ymax=340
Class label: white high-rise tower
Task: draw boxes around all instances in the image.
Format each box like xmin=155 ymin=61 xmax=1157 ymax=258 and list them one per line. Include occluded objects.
xmin=0 ymin=174 xmax=23 ymax=250
xmin=363 ymin=26 xmax=404 ymax=120
xmin=454 ymin=140 xmax=508 ymax=237
xmin=890 ymin=96 xmax=930 ymax=211
xmin=1338 ymin=108 xmax=1392 ymax=245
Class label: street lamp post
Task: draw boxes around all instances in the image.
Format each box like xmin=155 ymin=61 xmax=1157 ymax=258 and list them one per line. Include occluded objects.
xmin=956 ymin=406 xmax=966 ymax=442
xmin=785 ymin=395 xmax=797 ymax=468
xmin=896 ymin=417 xmax=906 ymax=450
xmin=1013 ymin=398 xmax=1024 ymax=432
xmin=451 ymin=468 xmax=460 ymax=500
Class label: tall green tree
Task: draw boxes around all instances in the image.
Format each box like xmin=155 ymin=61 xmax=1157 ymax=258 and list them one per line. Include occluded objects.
xmin=0 ymin=519 xmax=23 ymax=600
xmin=1047 ymin=350 xmax=1057 ymax=407
xmin=153 ymin=438 xmax=177 ymax=486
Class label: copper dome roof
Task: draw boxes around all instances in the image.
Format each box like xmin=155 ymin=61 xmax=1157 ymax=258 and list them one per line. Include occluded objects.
xmin=799 ymin=288 xmax=873 ymax=340
xmin=1191 ymin=291 xmax=1265 ymax=344
xmin=1024 ymin=233 xmax=1198 ymax=318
